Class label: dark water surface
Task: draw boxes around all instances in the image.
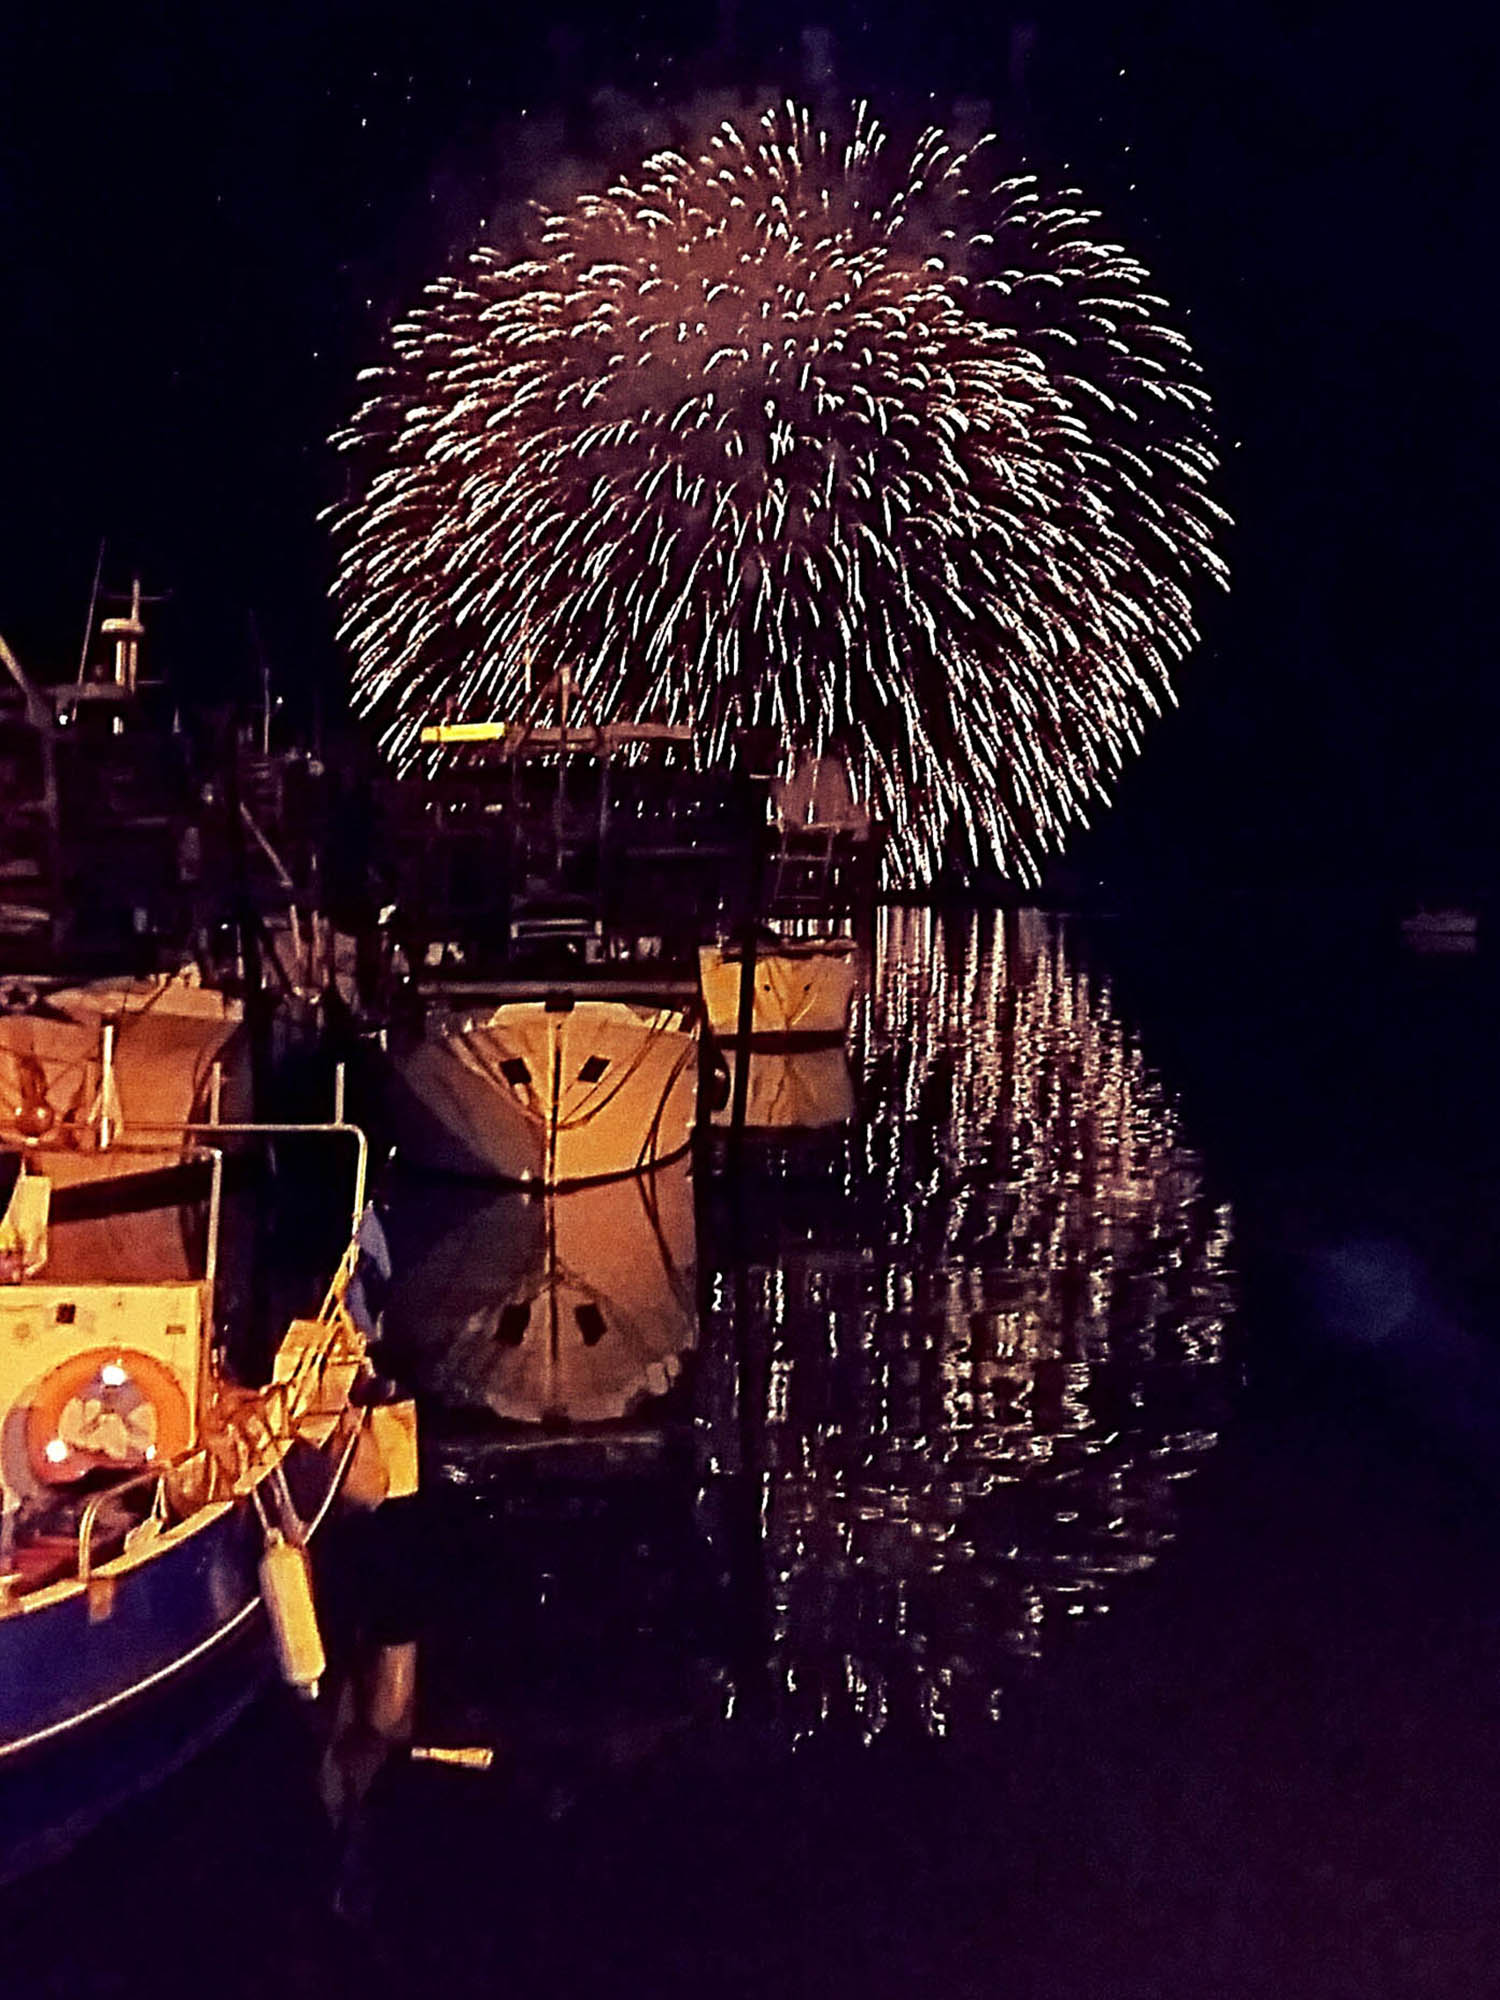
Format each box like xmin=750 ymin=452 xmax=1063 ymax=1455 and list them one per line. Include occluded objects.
xmin=10 ymin=907 xmax=1500 ymax=1999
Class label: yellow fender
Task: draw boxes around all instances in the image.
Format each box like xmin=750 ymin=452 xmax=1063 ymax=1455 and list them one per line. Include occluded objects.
xmin=259 ymin=1529 xmax=325 ymax=1697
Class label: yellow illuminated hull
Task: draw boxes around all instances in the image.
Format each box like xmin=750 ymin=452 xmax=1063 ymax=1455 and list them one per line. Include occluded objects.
xmin=699 ymin=940 xmax=857 ymax=1042
xmin=387 ymin=998 xmax=699 ymax=1184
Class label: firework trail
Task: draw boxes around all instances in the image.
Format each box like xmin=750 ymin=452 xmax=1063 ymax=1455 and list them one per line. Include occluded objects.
xmin=330 ymin=101 xmax=1227 ymax=882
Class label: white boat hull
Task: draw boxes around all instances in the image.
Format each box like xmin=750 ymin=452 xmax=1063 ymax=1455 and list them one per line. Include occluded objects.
xmin=699 ymin=940 xmax=858 ymax=1042
xmin=386 ymin=997 xmax=699 ymax=1184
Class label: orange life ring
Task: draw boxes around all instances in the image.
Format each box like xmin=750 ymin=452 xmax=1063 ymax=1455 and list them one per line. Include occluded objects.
xmin=26 ymin=1348 xmax=193 ymax=1487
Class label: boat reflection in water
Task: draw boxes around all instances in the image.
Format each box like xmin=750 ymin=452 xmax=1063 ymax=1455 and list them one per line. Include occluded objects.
xmin=321 ymin=1158 xmax=707 ymax=1877
xmin=713 ymin=1044 xmax=857 ymax=1133
xmin=716 ymin=907 xmax=1237 ymax=1743
xmin=382 ymin=1158 xmax=697 ymax=1429
xmin=331 ymin=909 xmax=1233 ymax=1838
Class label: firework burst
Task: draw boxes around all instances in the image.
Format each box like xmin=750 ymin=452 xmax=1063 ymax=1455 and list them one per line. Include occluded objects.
xmin=330 ymin=101 xmax=1227 ymax=882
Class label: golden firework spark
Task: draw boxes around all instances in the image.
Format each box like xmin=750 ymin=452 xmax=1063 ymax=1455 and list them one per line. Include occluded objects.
xmin=330 ymin=102 xmax=1228 ymax=882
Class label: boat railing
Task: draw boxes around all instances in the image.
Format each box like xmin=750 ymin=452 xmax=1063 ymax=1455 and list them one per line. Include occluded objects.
xmin=123 ymin=1061 xmax=368 ymax=1229
xmin=4 ymin=1083 xmax=376 ymax=1602
xmin=31 ymin=1019 xmax=367 ymax=1229
xmin=76 ymin=1462 xmax=182 ymax=1585
xmin=69 ymin=1238 xmax=371 ymax=1589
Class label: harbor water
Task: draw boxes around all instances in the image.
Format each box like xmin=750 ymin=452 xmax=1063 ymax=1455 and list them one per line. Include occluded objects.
xmin=8 ymin=905 xmax=1500 ymax=1998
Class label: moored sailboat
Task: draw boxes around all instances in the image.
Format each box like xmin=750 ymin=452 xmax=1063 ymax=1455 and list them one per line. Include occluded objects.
xmin=364 ymin=694 xmax=716 ymax=1183
xmin=0 ymin=584 xmax=255 ymax=1195
xmin=0 ymin=1109 xmax=413 ymax=1872
xmin=699 ymin=751 xmax=871 ymax=1046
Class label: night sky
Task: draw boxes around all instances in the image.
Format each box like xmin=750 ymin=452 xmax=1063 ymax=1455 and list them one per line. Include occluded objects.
xmin=1 ymin=1 xmax=1495 ymax=904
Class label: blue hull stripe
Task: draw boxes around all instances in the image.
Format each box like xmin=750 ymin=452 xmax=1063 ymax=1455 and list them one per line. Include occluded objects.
xmin=0 ymin=1501 xmax=266 ymax=1754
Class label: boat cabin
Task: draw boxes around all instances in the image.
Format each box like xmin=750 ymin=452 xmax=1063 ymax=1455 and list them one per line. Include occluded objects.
xmin=368 ymin=712 xmax=751 ymax=987
xmin=0 ymin=1161 xmax=209 ymax=1596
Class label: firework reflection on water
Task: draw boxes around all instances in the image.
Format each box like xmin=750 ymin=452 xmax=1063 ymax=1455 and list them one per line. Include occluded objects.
xmin=710 ymin=908 xmax=1237 ymax=1744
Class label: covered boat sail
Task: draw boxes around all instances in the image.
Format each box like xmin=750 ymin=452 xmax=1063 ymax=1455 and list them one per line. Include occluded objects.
xmin=0 ymin=971 xmax=245 ymax=1188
